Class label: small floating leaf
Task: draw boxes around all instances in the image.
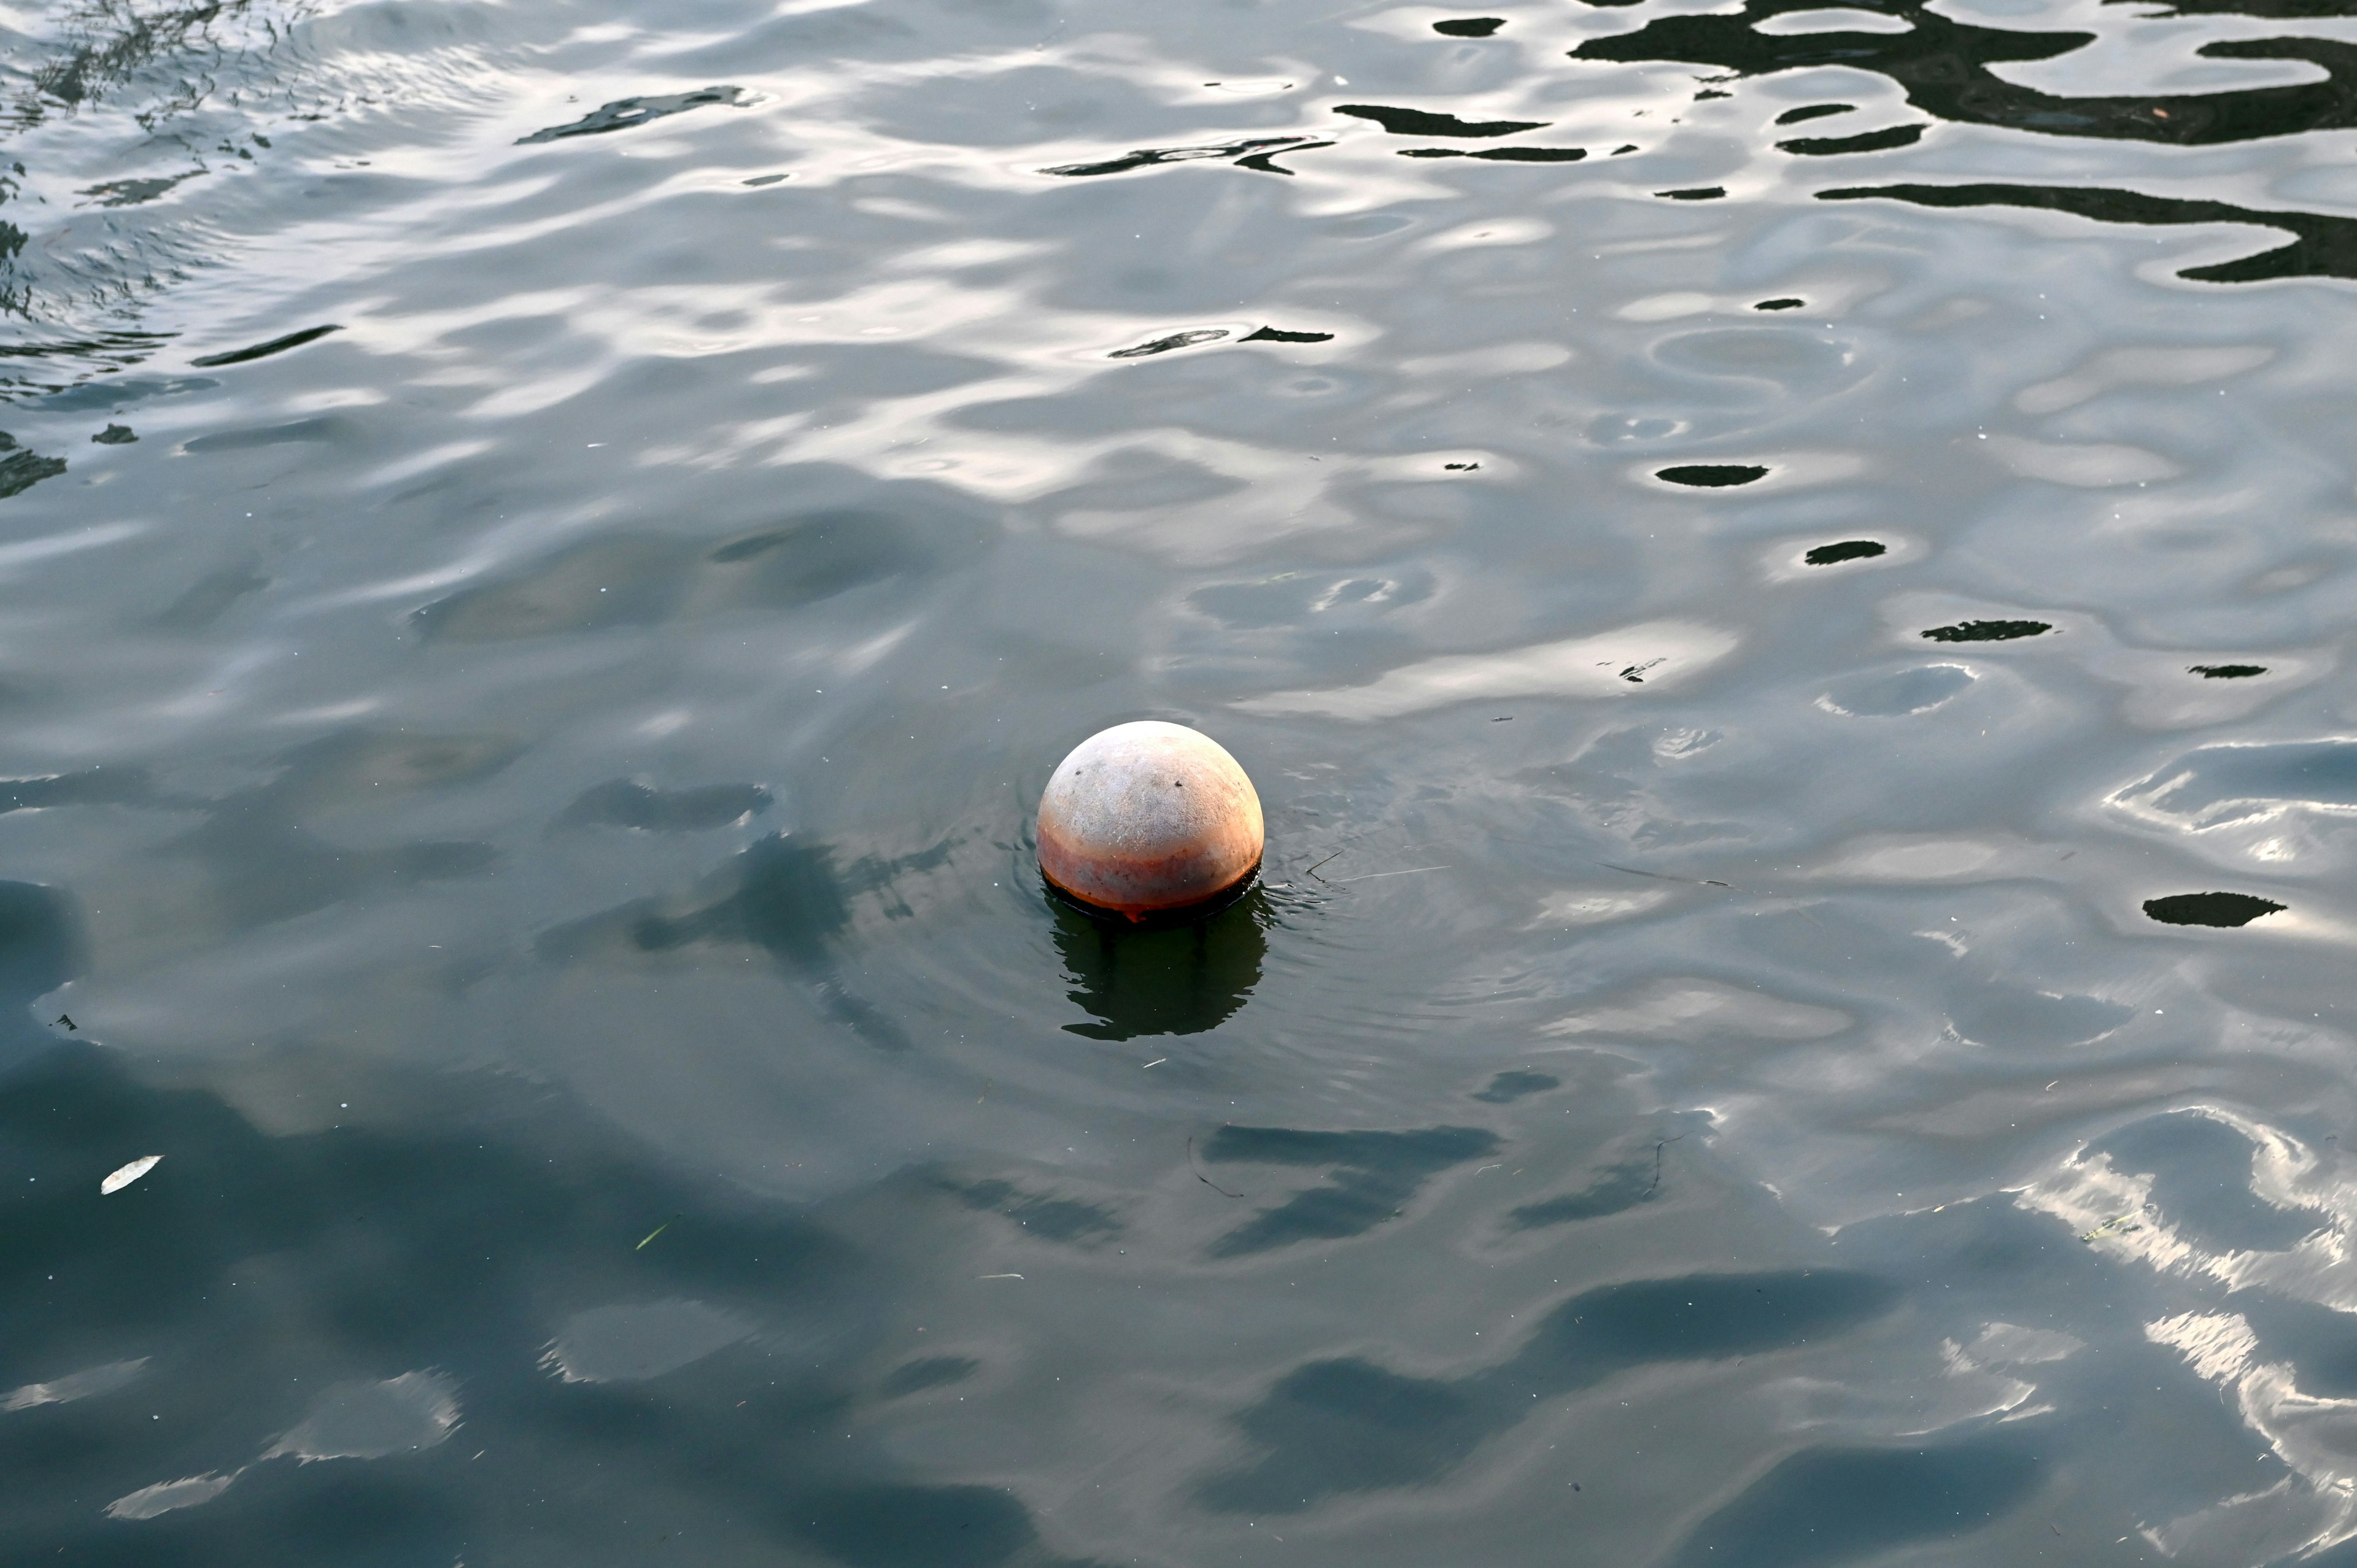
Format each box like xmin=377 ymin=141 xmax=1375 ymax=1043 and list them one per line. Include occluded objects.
xmin=101 ymin=1155 xmax=161 ymax=1194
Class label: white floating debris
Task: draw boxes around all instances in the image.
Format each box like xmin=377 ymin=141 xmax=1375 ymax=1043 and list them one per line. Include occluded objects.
xmin=101 ymin=1155 xmax=161 ymax=1195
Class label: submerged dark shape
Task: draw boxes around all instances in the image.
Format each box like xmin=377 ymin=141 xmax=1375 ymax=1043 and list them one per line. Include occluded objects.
xmin=1778 ymin=123 xmax=1927 ymax=155
xmin=0 ymin=434 xmax=67 ymax=498
xmin=1434 ymin=17 xmax=1506 ymax=35
xmin=1110 ymin=328 xmax=1228 ymax=358
xmin=1335 ymin=104 xmax=1549 ymax=137
xmin=1823 ymin=182 xmax=2357 ymax=283
xmin=1663 ymin=1437 xmax=2045 ymax=1567
xmin=1658 ymin=186 xmax=1728 ymax=199
xmin=2190 ymin=663 xmax=2266 ymax=678
xmin=1922 ymin=618 xmax=2051 ymax=642
xmin=517 ymin=86 xmax=746 ymax=144
xmin=188 ymin=324 xmax=341 ymax=368
xmin=1572 ymin=0 xmax=2357 ymax=148
xmin=1198 ymin=1125 xmax=1499 ymax=1257
xmin=1201 ymin=1270 xmax=1900 ymax=1511
xmin=556 ymin=779 xmax=772 ymax=832
xmin=1042 ymin=134 xmax=1321 ymax=177
xmin=1401 ymin=145 xmax=1588 ymax=161
xmin=1473 ymin=1069 xmax=1558 ymax=1103
xmin=1658 ymin=463 xmax=1768 ymax=487
xmin=1805 ymin=539 xmax=1887 ymax=564
xmin=91 ymin=423 xmax=135 ymax=444
xmin=1052 ymin=888 xmax=1266 ymax=1040
xmin=2144 ymin=891 xmax=2286 ymax=927
xmin=1240 ymin=326 xmax=1334 ymax=342
xmin=1755 ymin=296 xmax=1805 ymax=309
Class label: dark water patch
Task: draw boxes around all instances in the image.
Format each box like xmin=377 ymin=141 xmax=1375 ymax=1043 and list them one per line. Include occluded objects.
xmin=1434 ymin=17 xmax=1506 ymax=36
xmin=1822 ymin=183 xmax=2357 ymax=284
xmin=24 ymin=0 xmax=238 ymax=112
xmin=183 ymin=415 xmax=350 ymax=453
xmin=1779 ymin=122 xmax=1927 ymax=155
xmin=1776 ymin=102 xmax=1856 ymax=125
xmin=77 ymin=170 xmax=204 ymax=207
xmin=1805 ymin=539 xmax=1886 ymax=565
xmin=1949 ymin=986 xmax=2133 ymax=1048
xmin=417 ymin=513 xmax=934 ymax=642
xmin=0 ymin=434 xmax=66 ymax=498
xmin=1198 ymin=1125 xmax=1500 ymax=1257
xmin=1821 ymin=665 xmax=1976 ymax=716
xmin=1336 ymin=104 xmax=1549 ymax=137
xmin=939 ymin=1177 xmax=1122 ymax=1246
xmin=1657 ymin=462 xmax=1767 ymax=486
xmin=0 ymin=1044 xmax=1070 ymax=1566
xmin=1472 ymin=1069 xmax=1559 ymax=1103
xmin=156 ymin=555 xmax=270 ymax=631
xmin=91 ymin=423 xmax=134 ymax=444
xmin=2100 ymin=1111 xmax=2324 ymax=1253
xmin=1201 ymin=1270 xmax=1898 ymax=1510
xmin=1239 ymin=326 xmax=1334 ymax=343
xmin=0 ymin=767 xmax=153 ymax=816
xmin=1110 ymin=328 xmax=1228 ymax=359
xmin=187 ymin=325 xmax=341 ymax=368
xmin=516 ymin=86 xmax=747 ymax=144
xmin=2121 ymin=738 xmax=2357 ymax=826
xmin=742 ymin=172 xmax=789 ymax=187
xmin=1051 ymin=890 xmax=1267 ymax=1039
xmin=556 ymin=780 xmax=772 ymax=832
xmin=2143 ymin=891 xmax=2285 ymax=927
xmin=1658 ymin=185 xmax=1727 ymax=199
xmin=1042 ymin=135 xmax=1321 ymax=177
xmin=1507 ymin=1157 xmax=1655 ymax=1227
xmin=1922 ymin=618 xmax=2050 ymax=642
xmin=1755 ymin=296 xmax=1805 ymax=309
xmin=1401 ymin=145 xmax=1587 ymax=161
xmin=536 ymin=834 xmax=946 ymax=1046
xmin=880 ymin=1356 xmax=979 ymax=1398
xmin=1662 ymin=1437 xmax=2045 ymax=1567
xmin=2190 ymin=663 xmax=2266 ymax=678
xmin=34 ymin=376 xmax=214 ymax=412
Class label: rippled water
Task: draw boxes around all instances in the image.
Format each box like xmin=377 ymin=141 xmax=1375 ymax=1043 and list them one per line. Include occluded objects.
xmin=4 ymin=0 xmax=2357 ymax=1560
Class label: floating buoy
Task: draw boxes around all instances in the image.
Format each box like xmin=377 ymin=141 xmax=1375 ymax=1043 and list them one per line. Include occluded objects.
xmin=1037 ymin=721 xmax=1263 ymax=921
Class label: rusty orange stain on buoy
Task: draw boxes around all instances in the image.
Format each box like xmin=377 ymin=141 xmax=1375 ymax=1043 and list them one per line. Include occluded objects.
xmin=1037 ymin=721 xmax=1263 ymax=921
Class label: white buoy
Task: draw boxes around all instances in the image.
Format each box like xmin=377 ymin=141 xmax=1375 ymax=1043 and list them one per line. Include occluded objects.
xmin=1037 ymin=722 xmax=1263 ymax=921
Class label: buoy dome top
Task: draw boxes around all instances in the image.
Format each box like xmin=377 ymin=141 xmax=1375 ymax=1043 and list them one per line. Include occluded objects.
xmin=1037 ymin=721 xmax=1263 ymax=919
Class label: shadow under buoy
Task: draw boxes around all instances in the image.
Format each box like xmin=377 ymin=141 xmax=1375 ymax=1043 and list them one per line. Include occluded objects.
xmin=1051 ymin=884 xmax=1269 ymax=1040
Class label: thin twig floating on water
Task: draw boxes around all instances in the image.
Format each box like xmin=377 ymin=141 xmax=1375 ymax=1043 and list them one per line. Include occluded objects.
xmin=1332 ymin=865 xmax=1450 ymax=884
xmin=1595 ymin=859 xmax=1733 ymax=889
xmin=636 ymin=1215 xmax=680 ymax=1250
xmin=1645 ymin=1133 xmax=1687 ymax=1199
xmin=1304 ymin=851 xmax=1346 ymax=882
xmin=1188 ymin=1135 xmax=1244 ymax=1199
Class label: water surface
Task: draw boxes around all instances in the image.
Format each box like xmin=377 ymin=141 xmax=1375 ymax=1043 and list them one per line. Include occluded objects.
xmin=4 ymin=0 xmax=2357 ymax=1561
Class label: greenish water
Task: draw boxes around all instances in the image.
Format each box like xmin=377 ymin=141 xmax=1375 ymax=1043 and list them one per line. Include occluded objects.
xmin=5 ymin=0 xmax=2357 ymax=1562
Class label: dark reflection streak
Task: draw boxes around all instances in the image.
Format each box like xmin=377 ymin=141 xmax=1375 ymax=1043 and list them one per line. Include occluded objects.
xmin=1778 ymin=123 xmax=1925 ymax=155
xmin=1401 ymin=146 xmax=1589 ymax=161
xmin=1234 ymin=139 xmax=1334 ymax=174
xmin=515 ymin=86 xmax=746 ymax=145
xmin=1041 ymin=136 xmax=1317 ymax=177
xmin=1573 ymin=0 xmax=2357 ymax=148
xmin=1336 ymin=104 xmax=1548 ymax=137
xmin=1823 ymin=182 xmax=2357 ymax=282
